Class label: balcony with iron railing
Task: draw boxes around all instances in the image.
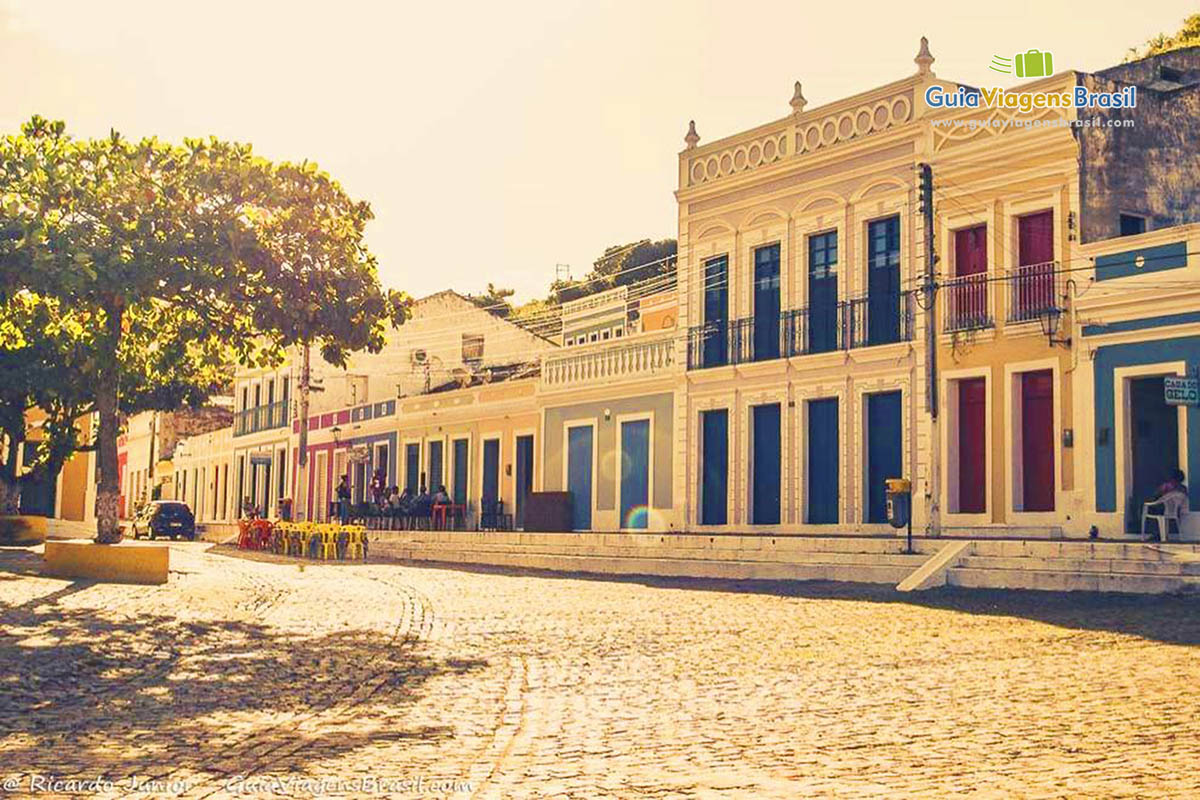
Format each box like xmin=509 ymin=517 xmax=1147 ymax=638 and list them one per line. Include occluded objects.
xmin=233 ymin=399 xmax=289 ymax=437
xmin=1005 ymin=261 xmax=1061 ymax=324
xmin=687 ymin=290 xmax=916 ymax=370
xmin=542 ymin=333 xmax=676 ymax=388
xmin=941 ymin=261 xmax=1062 ymax=333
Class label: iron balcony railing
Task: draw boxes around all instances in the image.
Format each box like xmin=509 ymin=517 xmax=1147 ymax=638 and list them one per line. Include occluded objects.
xmin=233 ymin=399 xmax=289 ymax=437
xmin=942 ymin=274 xmax=993 ymax=333
xmin=687 ymin=290 xmax=915 ymax=370
xmin=1006 ymin=260 xmax=1061 ymax=323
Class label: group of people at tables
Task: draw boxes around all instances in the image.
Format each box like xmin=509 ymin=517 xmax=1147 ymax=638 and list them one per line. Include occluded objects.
xmin=334 ymin=469 xmax=462 ymax=528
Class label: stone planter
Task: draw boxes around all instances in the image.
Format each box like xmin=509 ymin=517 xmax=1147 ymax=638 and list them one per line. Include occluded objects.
xmin=0 ymin=515 xmax=48 ymax=546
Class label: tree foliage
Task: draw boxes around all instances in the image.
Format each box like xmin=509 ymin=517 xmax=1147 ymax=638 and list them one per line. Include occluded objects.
xmin=1127 ymin=13 xmax=1200 ymax=60
xmin=466 ymin=282 xmax=516 ymax=318
xmin=0 ymin=117 xmax=406 ymax=537
xmin=548 ymin=238 xmax=676 ymax=304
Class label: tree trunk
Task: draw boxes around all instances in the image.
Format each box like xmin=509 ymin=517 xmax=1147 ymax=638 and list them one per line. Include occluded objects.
xmin=0 ymin=477 xmax=19 ymax=517
xmin=1 ymin=427 xmax=21 ymax=516
xmin=94 ymin=303 xmax=124 ymax=544
xmin=94 ymin=380 xmax=122 ymax=543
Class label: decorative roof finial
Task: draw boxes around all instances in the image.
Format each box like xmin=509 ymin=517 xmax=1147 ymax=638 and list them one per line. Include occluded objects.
xmin=684 ymin=120 xmax=700 ymax=149
xmin=789 ymin=81 xmax=807 ymax=114
xmin=914 ymin=36 xmax=935 ymax=76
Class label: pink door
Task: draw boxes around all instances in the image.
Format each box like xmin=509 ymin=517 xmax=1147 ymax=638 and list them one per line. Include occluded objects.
xmin=958 ymin=378 xmax=987 ymax=514
xmin=1015 ymin=211 xmax=1054 ymax=320
xmin=1021 ymin=370 xmax=1055 ymax=511
xmin=951 ymin=224 xmax=988 ymax=329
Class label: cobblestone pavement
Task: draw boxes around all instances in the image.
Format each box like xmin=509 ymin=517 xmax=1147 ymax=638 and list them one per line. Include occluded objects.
xmin=1 ymin=542 xmax=1199 ymax=799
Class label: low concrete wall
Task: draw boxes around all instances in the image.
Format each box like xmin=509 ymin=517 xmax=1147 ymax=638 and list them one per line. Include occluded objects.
xmin=43 ymin=540 xmax=169 ymax=585
xmin=367 ymin=531 xmax=1200 ymax=595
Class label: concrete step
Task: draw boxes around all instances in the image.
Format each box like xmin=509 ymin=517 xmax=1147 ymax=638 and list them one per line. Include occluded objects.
xmin=959 ymin=555 xmax=1200 ymax=577
xmin=371 ymin=541 xmax=915 ymax=584
xmin=947 ymin=567 xmax=1200 ymax=594
xmin=383 ymin=538 xmax=928 ymax=568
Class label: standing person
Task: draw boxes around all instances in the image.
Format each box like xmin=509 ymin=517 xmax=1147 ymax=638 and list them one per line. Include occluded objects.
xmin=370 ymin=468 xmax=386 ymax=509
xmin=336 ymin=476 xmax=352 ymax=525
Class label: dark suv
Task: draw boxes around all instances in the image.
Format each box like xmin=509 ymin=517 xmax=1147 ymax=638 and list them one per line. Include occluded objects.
xmin=131 ymin=501 xmax=196 ymax=540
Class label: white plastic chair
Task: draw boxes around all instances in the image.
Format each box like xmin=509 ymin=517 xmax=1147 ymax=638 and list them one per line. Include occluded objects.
xmin=1142 ymin=491 xmax=1188 ymax=542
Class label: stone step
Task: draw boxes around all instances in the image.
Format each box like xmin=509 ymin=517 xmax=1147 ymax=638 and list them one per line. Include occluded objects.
xmin=947 ymin=567 xmax=1200 ymax=595
xmin=959 ymin=555 xmax=1200 ymax=577
xmin=969 ymin=540 xmax=1200 ymax=561
xmin=383 ymin=538 xmax=928 ymax=567
xmin=371 ymin=542 xmax=914 ymax=585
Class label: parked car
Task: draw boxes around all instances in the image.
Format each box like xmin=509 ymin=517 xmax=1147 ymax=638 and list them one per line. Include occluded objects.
xmin=131 ymin=501 xmax=196 ymax=540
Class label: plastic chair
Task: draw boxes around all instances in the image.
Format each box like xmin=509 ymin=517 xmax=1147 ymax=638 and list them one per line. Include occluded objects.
xmin=344 ymin=525 xmax=366 ymax=560
xmin=1142 ymin=492 xmax=1188 ymax=541
xmin=318 ymin=524 xmax=339 ymax=560
xmin=237 ymin=519 xmax=254 ymax=549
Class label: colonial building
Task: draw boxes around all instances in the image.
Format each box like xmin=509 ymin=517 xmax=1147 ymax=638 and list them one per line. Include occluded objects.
xmin=539 ymin=286 xmax=681 ymax=531
xmin=1075 ymin=223 xmax=1200 ymax=538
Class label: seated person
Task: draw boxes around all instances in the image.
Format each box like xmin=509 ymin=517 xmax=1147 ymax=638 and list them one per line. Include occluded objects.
xmin=1144 ymin=468 xmax=1189 ymax=540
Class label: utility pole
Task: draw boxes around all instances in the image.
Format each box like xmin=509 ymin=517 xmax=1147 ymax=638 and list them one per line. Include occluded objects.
xmin=297 ymin=342 xmax=311 ymax=520
xmin=919 ymin=162 xmax=941 ymax=536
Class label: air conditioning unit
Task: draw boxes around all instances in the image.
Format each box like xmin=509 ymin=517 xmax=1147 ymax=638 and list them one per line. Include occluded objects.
xmin=411 ymin=348 xmax=427 ymax=365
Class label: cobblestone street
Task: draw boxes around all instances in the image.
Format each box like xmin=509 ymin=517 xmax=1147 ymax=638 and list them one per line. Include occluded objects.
xmin=1 ymin=541 xmax=1199 ymax=799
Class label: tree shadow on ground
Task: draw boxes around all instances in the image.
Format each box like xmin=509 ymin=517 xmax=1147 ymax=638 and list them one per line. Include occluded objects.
xmin=386 ymin=559 xmax=1200 ymax=648
xmin=0 ymin=551 xmax=483 ymax=787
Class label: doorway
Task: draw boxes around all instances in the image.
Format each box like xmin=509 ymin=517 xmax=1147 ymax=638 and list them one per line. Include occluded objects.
xmin=515 ymin=435 xmax=534 ymax=529
xmin=566 ymin=426 xmax=593 ymax=530
xmin=619 ymin=420 xmax=650 ymax=529
xmin=866 ymin=391 xmax=903 ymax=523
xmin=1127 ymin=376 xmax=1180 ymax=531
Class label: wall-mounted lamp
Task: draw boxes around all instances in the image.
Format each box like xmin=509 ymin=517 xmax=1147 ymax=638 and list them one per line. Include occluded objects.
xmin=331 ymin=426 xmax=342 ymax=445
xmin=603 ymin=408 xmax=611 ymax=421
xmin=1038 ymin=309 xmax=1071 ymax=348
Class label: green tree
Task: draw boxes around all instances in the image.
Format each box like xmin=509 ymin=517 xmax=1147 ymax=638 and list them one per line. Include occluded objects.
xmin=0 ymin=118 xmax=405 ymax=541
xmin=1128 ymin=12 xmax=1200 ymax=60
xmin=466 ymin=283 xmax=516 ymax=318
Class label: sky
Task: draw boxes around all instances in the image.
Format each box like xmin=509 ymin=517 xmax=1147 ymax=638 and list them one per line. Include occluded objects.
xmin=1 ymin=0 xmax=1195 ymax=302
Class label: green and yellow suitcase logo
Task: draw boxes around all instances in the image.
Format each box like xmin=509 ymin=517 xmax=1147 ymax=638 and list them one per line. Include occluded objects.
xmin=989 ymin=50 xmax=1055 ymax=78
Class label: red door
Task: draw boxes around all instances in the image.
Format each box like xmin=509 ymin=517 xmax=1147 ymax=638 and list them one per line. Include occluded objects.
xmin=1021 ymin=370 xmax=1055 ymax=511
xmin=958 ymin=378 xmax=987 ymax=514
xmin=1015 ymin=211 xmax=1054 ymax=320
xmin=951 ymin=225 xmax=988 ymax=329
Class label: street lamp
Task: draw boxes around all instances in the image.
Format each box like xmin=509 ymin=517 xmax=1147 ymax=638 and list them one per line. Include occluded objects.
xmin=331 ymin=426 xmax=341 ymax=445
xmin=1038 ymin=308 xmax=1071 ymax=348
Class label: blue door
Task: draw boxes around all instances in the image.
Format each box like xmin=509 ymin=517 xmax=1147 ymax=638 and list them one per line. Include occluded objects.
xmin=620 ymin=419 xmax=650 ymax=529
xmin=807 ymin=398 xmax=839 ymax=524
xmin=808 ymin=231 xmax=839 ymax=354
xmin=866 ymin=391 xmax=903 ymax=523
xmin=482 ymin=439 xmax=500 ymax=506
xmin=752 ymin=404 xmax=781 ymax=525
xmin=428 ymin=440 xmax=444 ymax=492
xmin=867 ymin=216 xmax=901 ymax=345
xmin=703 ymin=255 xmax=729 ymax=368
xmin=700 ymin=409 xmax=728 ymax=525
xmin=452 ymin=439 xmax=469 ymax=505
xmin=567 ymin=426 xmax=594 ymax=530
xmin=754 ymin=244 xmax=781 ymax=361
xmin=405 ymin=443 xmax=420 ymax=493
xmin=515 ymin=435 xmax=534 ymax=528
